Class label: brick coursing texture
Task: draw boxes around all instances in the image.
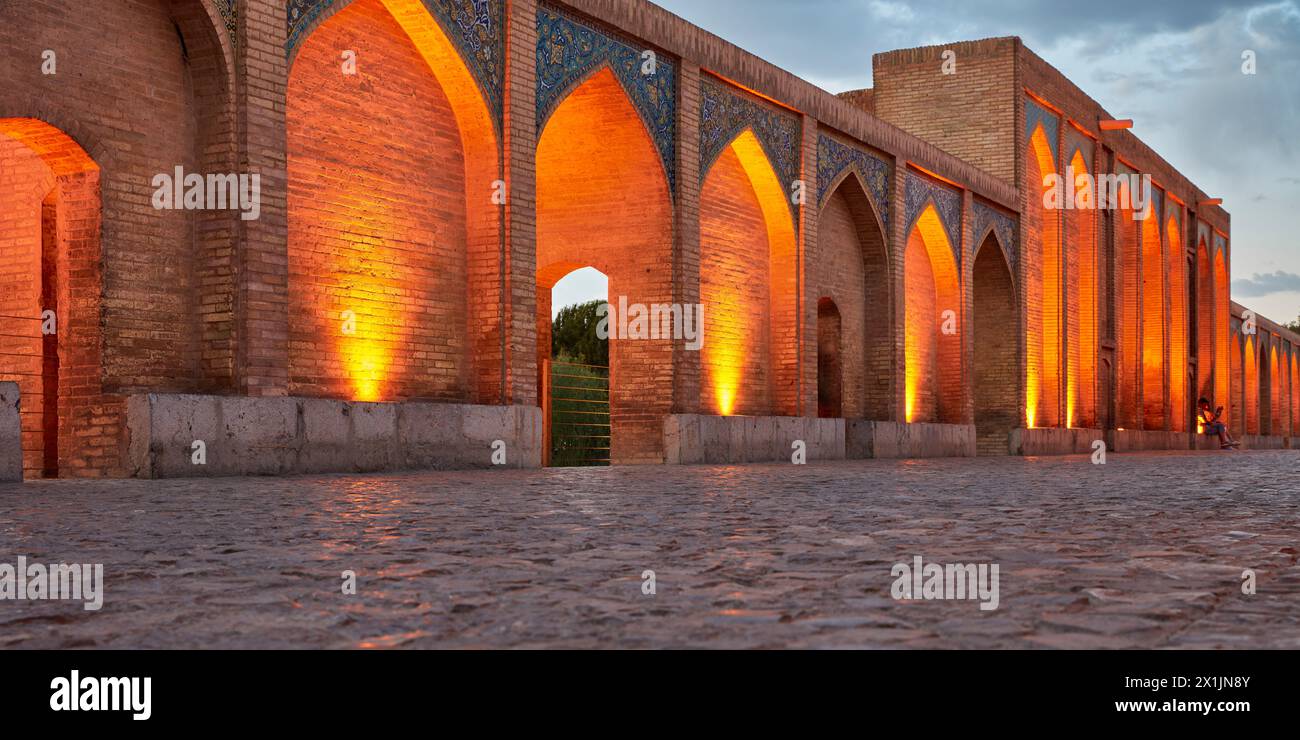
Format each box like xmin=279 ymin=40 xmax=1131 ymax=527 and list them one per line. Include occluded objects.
xmin=873 ymin=39 xmax=1019 ymax=185
xmin=287 ymin=0 xmax=473 ymax=402
xmin=1 ymin=0 xmax=234 ymax=477
xmin=5 ymin=0 xmax=1293 ymax=474
xmin=972 ymin=232 xmax=1018 ymax=454
xmin=0 ymin=139 xmax=55 ymax=478
xmin=700 ymin=145 xmax=774 ymax=417
xmin=814 ymin=172 xmax=891 ymax=420
xmin=535 ymin=67 xmax=674 ymax=464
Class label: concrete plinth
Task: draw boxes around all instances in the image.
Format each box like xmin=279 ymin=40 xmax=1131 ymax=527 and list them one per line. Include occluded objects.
xmin=127 ymin=394 xmax=542 ymax=479
xmin=1112 ymin=429 xmax=1195 ymax=452
xmin=1010 ymin=427 xmax=1104 ymax=456
xmin=1242 ymin=434 xmax=1289 ymax=450
xmin=1 ymin=382 xmax=19 ymax=482
xmin=846 ymin=420 xmax=975 ymax=459
xmin=663 ymin=414 xmax=845 ymax=465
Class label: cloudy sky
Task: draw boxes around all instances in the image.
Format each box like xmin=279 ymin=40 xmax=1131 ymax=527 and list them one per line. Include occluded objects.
xmin=559 ymin=0 xmax=1299 ymax=323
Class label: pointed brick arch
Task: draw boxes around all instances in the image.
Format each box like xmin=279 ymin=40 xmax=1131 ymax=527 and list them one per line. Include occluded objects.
xmin=1026 ymin=122 xmax=1061 ymax=428
xmin=816 ymin=171 xmax=891 ymax=420
xmin=1245 ymin=334 xmax=1259 ymax=435
xmin=1066 ymin=149 xmax=1097 ymax=428
xmin=287 ymin=0 xmax=501 ymax=404
xmin=0 ymin=120 xmax=101 ymax=478
xmin=1141 ymin=199 xmax=1166 ymax=430
xmin=1166 ymin=213 xmax=1188 ymax=431
xmin=537 ymin=67 xmax=673 ymax=464
xmin=700 ymin=129 xmax=799 ymax=419
xmin=973 ymin=230 xmax=1018 ymax=454
xmin=1196 ymin=236 xmax=1213 ymax=402
xmin=905 ymin=205 xmax=961 ymax=425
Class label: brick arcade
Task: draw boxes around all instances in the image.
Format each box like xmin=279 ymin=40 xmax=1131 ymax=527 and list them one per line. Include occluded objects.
xmin=0 ymin=0 xmax=1296 ymax=479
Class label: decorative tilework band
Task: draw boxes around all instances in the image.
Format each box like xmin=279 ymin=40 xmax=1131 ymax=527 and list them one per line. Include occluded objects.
xmin=816 ymin=134 xmax=890 ymax=231
xmin=972 ymin=200 xmax=1018 ymax=270
xmin=1026 ymin=98 xmax=1059 ymax=160
xmin=286 ymin=0 xmax=505 ymax=124
xmin=536 ymin=4 xmax=677 ymax=192
xmin=700 ymin=76 xmax=802 ymax=230
xmin=904 ymin=170 xmax=963 ymax=266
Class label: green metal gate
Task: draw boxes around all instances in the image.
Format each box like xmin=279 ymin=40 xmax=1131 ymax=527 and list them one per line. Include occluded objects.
xmin=542 ymin=358 xmax=610 ymax=467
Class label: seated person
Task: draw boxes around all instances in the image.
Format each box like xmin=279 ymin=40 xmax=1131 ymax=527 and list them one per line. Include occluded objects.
xmin=1198 ymin=398 xmax=1240 ymax=449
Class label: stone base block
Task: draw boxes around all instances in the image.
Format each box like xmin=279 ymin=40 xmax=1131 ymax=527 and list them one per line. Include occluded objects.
xmin=1112 ymin=429 xmax=1195 ymax=452
xmin=0 ymin=382 xmax=19 ymax=482
xmin=1010 ymin=427 xmax=1105 ymax=456
xmin=846 ymin=420 xmax=976 ymax=459
xmin=663 ymin=414 xmax=845 ymax=465
xmin=127 ymin=394 xmax=542 ymax=479
xmin=1242 ymin=434 xmax=1289 ymax=450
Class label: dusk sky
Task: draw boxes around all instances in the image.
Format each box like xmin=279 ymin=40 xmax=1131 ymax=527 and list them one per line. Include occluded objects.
xmin=556 ymin=0 xmax=1300 ymax=325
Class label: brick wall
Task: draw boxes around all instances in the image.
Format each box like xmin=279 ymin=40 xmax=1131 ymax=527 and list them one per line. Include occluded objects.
xmin=536 ymin=68 xmax=674 ymax=464
xmin=1 ymin=0 xmax=234 ymax=476
xmin=701 ymin=144 xmax=774 ymax=417
xmin=813 ymin=186 xmax=871 ymax=418
xmin=0 ymin=139 xmax=52 ymax=477
xmin=873 ymin=39 xmax=1018 ymax=183
xmin=972 ymin=232 xmax=1018 ymax=451
xmin=286 ymin=0 xmax=474 ymax=403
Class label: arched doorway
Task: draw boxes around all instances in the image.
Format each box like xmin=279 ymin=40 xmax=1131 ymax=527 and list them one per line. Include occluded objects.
xmin=1066 ymin=151 xmax=1097 ymax=428
xmin=0 ymin=120 xmax=100 ymax=479
xmin=1270 ymin=344 xmax=1283 ymax=436
xmin=904 ymin=204 xmax=961 ymax=425
xmin=1214 ymin=251 xmax=1231 ymax=423
xmin=700 ymin=129 xmax=797 ymax=419
xmin=287 ymin=0 xmax=499 ymax=404
xmin=973 ymin=232 xmax=1017 ymax=454
xmin=817 ymin=298 xmax=843 ymax=419
xmin=1245 ymin=335 xmax=1259 ymax=435
xmin=1166 ymin=216 xmax=1187 ymax=431
xmin=537 ymin=68 xmax=673 ymax=464
xmin=1116 ymin=177 xmax=1141 ymax=430
xmin=1196 ymin=238 xmax=1213 ymax=401
xmin=543 ymin=268 xmax=611 ymax=466
xmin=1027 ymin=124 xmax=1061 ymax=429
xmin=1141 ymin=203 xmax=1165 ymax=429
xmin=817 ymin=172 xmax=891 ymax=420
xmin=1231 ymin=331 xmax=1244 ymax=439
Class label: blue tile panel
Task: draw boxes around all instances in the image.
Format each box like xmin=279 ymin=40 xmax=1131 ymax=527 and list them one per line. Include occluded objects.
xmin=904 ymin=170 xmax=963 ymax=267
xmin=287 ymin=0 xmax=505 ymax=124
xmin=972 ymin=200 xmax=1018 ymax=271
xmin=536 ymin=4 xmax=677 ymax=192
xmin=215 ymin=0 xmax=237 ymax=40
xmin=700 ymin=76 xmax=802 ymax=230
xmin=1025 ymin=98 xmax=1059 ymax=161
xmin=816 ymin=134 xmax=890 ymax=231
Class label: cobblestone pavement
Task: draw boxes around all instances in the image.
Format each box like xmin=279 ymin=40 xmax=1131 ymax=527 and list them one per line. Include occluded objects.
xmin=1 ymin=450 xmax=1298 ymax=649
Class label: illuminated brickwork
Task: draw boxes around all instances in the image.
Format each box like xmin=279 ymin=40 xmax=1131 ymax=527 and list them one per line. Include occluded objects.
xmin=536 ymin=67 xmax=674 ymax=464
xmin=5 ymin=1 xmax=1294 ymax=476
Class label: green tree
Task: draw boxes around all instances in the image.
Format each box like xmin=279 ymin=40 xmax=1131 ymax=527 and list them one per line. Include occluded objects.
xmin=1285 ymin=312 xmax=1300 ymax=334
xmin=551 ymin=299 xmax=609 ymax=366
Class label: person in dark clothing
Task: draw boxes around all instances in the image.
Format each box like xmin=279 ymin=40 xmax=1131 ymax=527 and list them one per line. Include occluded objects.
xmin=1198 ymin=397 xmax=1240 ymax=449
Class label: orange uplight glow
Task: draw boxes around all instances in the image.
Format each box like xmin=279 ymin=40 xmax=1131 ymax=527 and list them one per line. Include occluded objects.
xmin=904 ymin=204 xmax=960 ymax=425
xmin=1026 ymin=124 xmax=1059 ymax=429
xmin=287 ymin=0 xmax=500 ymax=404
xmin=1141 ymin=202 xmax=1165 ymax=429
xmin=1166 ymin=217 xmax=1187 ymax=430
xmin=700 ymin=129 xmax=795 ymax=418
xmin=1067 ymin=151 xmax=1097 ymax=429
